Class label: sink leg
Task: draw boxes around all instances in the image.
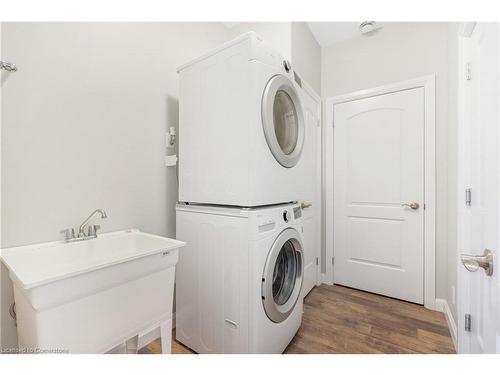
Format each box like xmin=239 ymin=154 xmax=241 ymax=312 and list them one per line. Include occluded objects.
xmin=160 ymin=319 xmax=172 ymax=354
xmin=125 ymin=334 xmax=139 ymax=354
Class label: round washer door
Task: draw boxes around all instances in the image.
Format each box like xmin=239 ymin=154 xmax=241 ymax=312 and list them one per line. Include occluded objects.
xmin=261 ymin=227 xmax=304 ymax=323
xmin=262 ymin=74 xmax=305 ymax=168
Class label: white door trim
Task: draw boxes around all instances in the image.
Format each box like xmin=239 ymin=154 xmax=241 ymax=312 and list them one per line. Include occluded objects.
xmin=293 ymin=70 xmax=322 ymax=288
xmin=456 ymin=22 xmax=472 ymax=355
xmin=0 ymin=22 xmax=3 ymax=348
xmin=324 ymin=75 xmax=437 ymax=310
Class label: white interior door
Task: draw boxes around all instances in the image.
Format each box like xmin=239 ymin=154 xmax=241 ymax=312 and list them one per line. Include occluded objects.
xmin=333 ymin=88 xmax=425 ymax=304
xmin=298 ymin=83 xmax=321 ymax=298
xmin=458 ymin=22 xmax=499 ymax=354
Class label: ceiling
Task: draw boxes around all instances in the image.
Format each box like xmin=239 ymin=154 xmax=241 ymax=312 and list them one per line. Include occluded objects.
xmin=307 ymin=22 xmax=362 ymax=47
xmin=221 ymin=22 xmax=370 ymax=48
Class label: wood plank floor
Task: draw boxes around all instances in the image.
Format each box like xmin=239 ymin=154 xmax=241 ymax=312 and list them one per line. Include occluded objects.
xmin=139 ymin=285 xmax=455 ymax=354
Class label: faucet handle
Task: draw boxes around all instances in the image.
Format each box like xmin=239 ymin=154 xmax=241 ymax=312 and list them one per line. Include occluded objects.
xmin=60 ymin=228 xmax=76 ymax=241
xmin=60 ymin=229 xmax=71 ymax=240
xmin=88 ymin=225 xmax=100 ymax=237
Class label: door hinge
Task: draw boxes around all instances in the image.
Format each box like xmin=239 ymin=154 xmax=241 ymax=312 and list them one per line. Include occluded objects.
xmin=466 ymin=62 xmax=472 ymax=80
xmin=465 ymin=188 xmax=472 ymax=206
xmin=465 ymin=313 xmax=472 ymax=332
xmin=316 ymin=257 xmax=319 ymax=266
xmin=332 ymin=257 xmax=334 ymax=265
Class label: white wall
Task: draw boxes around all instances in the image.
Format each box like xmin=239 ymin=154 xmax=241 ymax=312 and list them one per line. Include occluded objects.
xmin=322 ymin=22 xmax=458 ymax=315
xmin=291 ymin=22 xmax=321 ymax=94
xmin=0 ymin=22 xmax=230 ymax=349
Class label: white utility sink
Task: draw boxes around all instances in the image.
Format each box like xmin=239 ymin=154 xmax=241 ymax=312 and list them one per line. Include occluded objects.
xmin=0 ymin=229 xmax=185 ymax=354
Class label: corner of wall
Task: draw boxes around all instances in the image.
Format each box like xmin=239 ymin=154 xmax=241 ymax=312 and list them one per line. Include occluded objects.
xmin=290 ymin=22 xmax=321 ymax=95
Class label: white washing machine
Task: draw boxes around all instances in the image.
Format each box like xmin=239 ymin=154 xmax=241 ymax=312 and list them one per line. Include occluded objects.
xmin=177 ymin=32 xmax=306 ymax=207
xmin=175 ymin=203 xmax=304 ymax=353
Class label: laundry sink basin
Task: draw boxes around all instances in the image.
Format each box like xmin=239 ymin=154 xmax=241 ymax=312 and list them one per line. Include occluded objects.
xmin=0 ymin=229 xmax=185 ymax=354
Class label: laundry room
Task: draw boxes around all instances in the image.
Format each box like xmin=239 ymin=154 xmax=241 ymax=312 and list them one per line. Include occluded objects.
xmin=1 ymin=0 xmax=500 ymax=373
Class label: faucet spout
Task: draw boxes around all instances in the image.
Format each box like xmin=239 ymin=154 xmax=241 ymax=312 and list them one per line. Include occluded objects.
xmin=78 ymin=209 xmax=107 ymax=236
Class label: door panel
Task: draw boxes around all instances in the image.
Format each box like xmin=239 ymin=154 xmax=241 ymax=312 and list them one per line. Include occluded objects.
xmin=334 ymin=88 xmax=425 ymax=304
xmin=348 ymin=217 xmax=403 ymax=268
xmin=298 ymin=86 xmax=321 ymax=298
xmin=458 ymin=23 xmax=499 ymax=354
xmin=347 ymin=109 xmax=403 ymax=203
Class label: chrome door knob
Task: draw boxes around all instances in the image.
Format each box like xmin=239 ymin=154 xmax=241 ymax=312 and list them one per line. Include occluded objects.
xmin=461 ymin=249 xmax=494 ymax=276
xmin=401 ymin=202 xmax=419 ymax=210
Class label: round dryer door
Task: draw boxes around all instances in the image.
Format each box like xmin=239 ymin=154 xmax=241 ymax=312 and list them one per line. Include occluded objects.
xmin=262 ymin=228 xmax=304 ymax=323
xmin=262 ymin=74 xmax=305 ymax=168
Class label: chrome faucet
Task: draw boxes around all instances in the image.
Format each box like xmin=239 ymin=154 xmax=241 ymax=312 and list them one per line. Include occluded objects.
xmin=78 ymin=209 xmax=107 ymax=237
xmin=61 ymin=209 xmax=108 ymax=242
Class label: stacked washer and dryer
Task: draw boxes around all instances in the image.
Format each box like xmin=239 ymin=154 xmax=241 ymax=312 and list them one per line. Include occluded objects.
xmin=175 ymin=32 xmax=308 ymax=353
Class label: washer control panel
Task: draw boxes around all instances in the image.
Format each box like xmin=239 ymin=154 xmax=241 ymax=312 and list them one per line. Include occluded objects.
xmin=293 ymin=206 xmax=302 ymax=219
xmin=282 ymin=206 xmax=302 ymax=223
xmin=253 ymin=204 xmax=302 ymax=234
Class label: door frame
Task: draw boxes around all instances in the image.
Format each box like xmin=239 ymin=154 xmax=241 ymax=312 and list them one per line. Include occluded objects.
xmin=294 ymin=72 xmax=322 ymax=289
xmin=324 ymin=75 xmax=437 ymax=310
xmin=0 ymin=22 xmax=3 ymax=348
xmin=456 ymin=21 xmax=475 ymax=355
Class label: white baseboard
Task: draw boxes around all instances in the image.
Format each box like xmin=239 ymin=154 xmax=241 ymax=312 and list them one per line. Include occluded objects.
xmin=319 ymin=273 xmax=332 ymax=285
xmin=435 ymin=298 xmax=458 ymax=352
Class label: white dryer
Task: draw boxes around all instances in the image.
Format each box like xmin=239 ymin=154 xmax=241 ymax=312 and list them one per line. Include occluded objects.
xmin=175 ymin=203 xmax=304 ymax=353
xmin=177 ymin=32 xmax=306 ymax=207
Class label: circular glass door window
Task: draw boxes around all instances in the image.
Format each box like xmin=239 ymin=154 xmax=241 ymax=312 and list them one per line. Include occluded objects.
xmin=272 ymin=239 xmax=298 ymax=305
xmin=273 ymin=90 xmax=298 ymax=156
xmin=262 ymin=228 xmax=304 ymax=323
xmin=262 ymin=75 xmax=304 ymax=168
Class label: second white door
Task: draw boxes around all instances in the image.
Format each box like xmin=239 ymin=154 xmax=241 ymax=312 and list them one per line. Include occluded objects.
xmin=333 ymin=88 xmax=425 ymax=304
